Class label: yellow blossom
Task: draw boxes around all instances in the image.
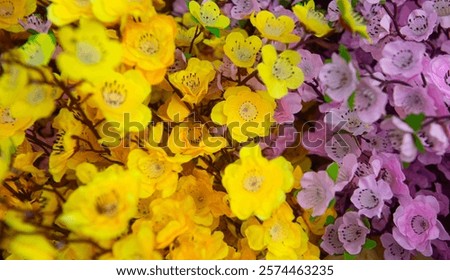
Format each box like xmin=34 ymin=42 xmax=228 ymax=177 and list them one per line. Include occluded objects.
xmin=250 ymin=10 xmax=300 ymax=43
xmin=211 ymin=86 xmax=275 ymax=142
xmin=293 ymin=0 xmax=333 ymax=37
xmin=245 ymin=203 xmax=309 ymax=259
xmin=0 ymin=0 xmax=36 ymax=32
xmin=223 ymin=31 xmax=262 ymax=68
xmin=257 ymin=45 xmax=304 ymax=99
xmin=122 ymin=15 xmax=177 ymax=85
xmin=222 ymin=145 xmax=294 ymax=220
xmin=337 ymin=0 xmax=370 ymax=40
xmin=168 ymin=226 xmax=229 ymax=260
xmin=189 ymin=0 xmax=230 ymax=29
xmin=167 ymin=121 xmax=227 ymax=160
xmin=56 ymin=19 xmax=122 ymax=81
xmin=303 ymin=207 xmax=337 ymax=236
xmin=19 ymin=33 xmax=56 ymax=67
xmin=0 ymin=105 xmax=33 ymax=144
xmin=92 ymin=0 xmax=155 ymax=23
xmin=58 ymin=165 xmax=140 ymax=240
xmin=8 ymin=234 xmax=57 ymax=260
xmin=156 ymin=94 xmax=190 ymax=122
xmin=169 ymin=58 xmax=215 ymax=104
xmin=48 ymin=0 xmax=93 ymax=26
xmin=127 ymin=147 xmax=183 ymax=198
xmin=12 ymin=150 xmax=46 ymax=185
xmin=176 ymin=25 xmax=204 ymax=47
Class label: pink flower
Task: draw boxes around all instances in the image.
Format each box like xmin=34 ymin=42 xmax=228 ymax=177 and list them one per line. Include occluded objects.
xmin=229 ymin=0 xmax=262 ymax=20
xmin=379 ymin=40 xmax=426 ymax=78
xmin=380 ymin=117 xmax=418 ymax=163
xmin=325 ymin=134 xmax=361 ymax=164
xmin=318 ymin=53 xmax=358 ymax=102
xmin=422 ymin=0 xmax=450 ymax=28
xmin=426 ymin=55 xmax=450 ymax=104
xmin=335 ymin=154 xmax=358 ymax=191
xmin=321 ymin=220 xmax=345 ymax=255
xmin=372 ymin=153 xmax=410 ymax=199
xmin=421 ymin=123 xmax=449 ymax=156
xmin=400 ymin=9 xmax=438 ymax=41
xmin=380 ymin=233 xmax=412 ymax=260
xmin=274 ymin=92 xmax=302 ymax=124
xmin=297 ymin=171 xmax=335 ymax=217
xmin=393 ymin=85 xmax=436 ymax=118
xmin=298 ymin=49 xmax=323 ymax=82
xmin=351 ymin=174 xmax=393 ymax=218
xmin=393 ymin=195 xmax=450 ymax=256
xmin=337 ymin=212 xmax=370 ymax=255
xmin=354 ymin=78 xmax=388 ymax=123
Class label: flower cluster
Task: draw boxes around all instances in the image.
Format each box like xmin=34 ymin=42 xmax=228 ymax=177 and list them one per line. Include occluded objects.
xmin=0 ymin=0 xmax=449 ymax=260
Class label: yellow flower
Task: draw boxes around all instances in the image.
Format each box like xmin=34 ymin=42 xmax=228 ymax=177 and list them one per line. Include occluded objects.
xmin=84 ymin=70 xmax=151 ymax=135
xmin=92 ymin=0 xmax=155 ymax=23
xmin=58 ymin=165 xmax=140 ymax=240
xmin=13 ymin=150 xmax=47 ymax=185
xmin=0 ymin=51 xmax=29 ymax=106
xmin=8 ymin=234 xmax=57 ymax=260
xmin=250 ymin=11 xmax=300 ymax=43
xmin=189 ymin=0 xmax=230 ymax=29
xmin=49 ymin=108 xmax=83 ymax=182
xmin=0 ymin=138 xmax=15 ymax=181
xmin=168 ymin=226 xmax=229 ymax=260
xmin=211 ymin=86 xmax=275 ymax=142
xmin=245 ymin=203 xmax=309 ymax=259
xmin=156 ymin=94 xmax=190 ymax=122
xmin=337 ymin=0 xmax=370 ymax=40
xmin=176 ymin=25 xmax=204 ymax=47
xmin=223 ymin=31 xmax=262 ymax=68
xmin=19 ymin=33 xmax=56 ymax=67
xmin=0 ymin=0 xmax=35 ymax=32
xmin=168 ymin=121 xmax=227 ymax=160
xmin=149 ymin=196 xmax=196 ymax=249
xmin=112 ymin=220 xmax=162 ymax=260
xmin=127 ymin=147 xmax=183 ymax=198
xmin=293 ymin=0 xmax=333 ymax=37
xmin=169 ymin=58 xmax=215 ymax=104
xmin=222 ymin=145 xmax=294 ymax=220
xmin=302 ymin=207 xmax=337 ymax=236
xmin=48 ymin=0 xmax=93 ymax=26
xmin=257 ymin=45 xmax=304 ymax=99
xmin=56 ymin=19 xmax=122 ymax=81
xmin=122 ymin=15 xmax=177 ymax=85
xmin=0 ymin=105 xmax=33 ymax=143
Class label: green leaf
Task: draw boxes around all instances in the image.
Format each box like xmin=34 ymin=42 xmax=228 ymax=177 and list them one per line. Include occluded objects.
xmin=404 ymin=113 xmax=425 ymax=132
xmin=338 ymin=44 xmax=351 ymax=63
xmin=351 ymin=0 xmax=359 ymax=7
xmin=362 ymin=217 xmax=371 ymax=229
xmin=27 ymin=29 xmax=39 ymax=35
xmin=184 ymin=52 xmax=192 ymax=59
xmin=363 ymin=239 xmax=377 ymax=250
xmin=279 ymin=0 xmax=290 ymax=8
xmin=325 ymin=215 xmax=335 ymax=226
xmin=402 ymin=162 xmax=410 ymax=169
xmin=344 ymin=252 xmax=357 ymax=260
xmin=324 ymin=95 xmax=332 ymax=103
xmin=324 ymin=58 xmax=332 ymax=64
xmin=414 ymin=134 xmax=425 ymax=153
xmin=309 ymin=215 xmax=317 ymax=223
xmin=347 ymin=92 xmax=356 ymax=109
xmin=326 ymin=162 xmax=339 ymax=182
xmin=328 ymin=198 xmax=336 ymax=208
xmin=206 ymin=26 xmax=220 ymax=37
xmin=238 ymin=20 xmax=247 ymax=29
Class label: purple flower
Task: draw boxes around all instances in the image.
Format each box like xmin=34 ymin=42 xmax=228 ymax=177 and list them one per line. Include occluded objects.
xmin=19 ymin=15 xmax=52 ymax=33
xmin=321 ymin=220 xmax=345 ymax=255
xmin=372 ymin=205 xmax=391 ymax=231
xmin=335 ymin=154 xmax=358 ymax=191
xmin=297 ymin=171 xmax=335 ymax=217
xmin=380 ymin=117 xmax=418 ymax=163
xmin=337 ymin=212 xmax=370 ymax=255
xmin=418 ymin=183 xmax=450 ymax=217
xmin=379 ymin=40 xmax=426 ymax=78
xmin=380 ymin=233 xmax=412 ymax=260
xmin=229 ymin=0 xmax=261 ymax=20
xmin=354 ymin=78 xmax=388 ymax=123
xmin=301 ymin=120 xmax=330 ymax=157
xmin=372 ymin=153 xmax=410 ymax=199
xmin=260 ymin=125 xmax=297 ymax=158
xmin=351 ymin=174 xmax=393 ymax=218
xmin=421 ymin=123 xmax=449 ymax=156
xmin=362 ymin=2 xmax=391 ymax=44
xmin=298 ymin=49 xmax=323 ymax=82
xmin=393 ymin=85 xmax=436 ymax=117
xmin=426 ymin=55 xmax=450 ymax=104
xmin=318 ymin=53 xmax=358 ymax=102
xmin=422 ymin=0 xmax=450 ymax=28
xmin=274 ymin=92 xmax=302 ymax=124
xmin=325 ymin=134 xmax=361 ymax=164
xmin=326 ymin=106 xmax=373 ymax=136
xmin=392 ymin=195 xmax=450 ymax=257
xmin=327 ymin=0 xmax=340 ymax=22
xmin=400 ymin=9 xmax=438 ymax=41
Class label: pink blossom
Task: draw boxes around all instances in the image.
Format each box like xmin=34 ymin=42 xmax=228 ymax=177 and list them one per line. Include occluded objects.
xmin=351 ymin=175 xmax=393 ymax=218
xmin=297 ymin=171 xmax=335 ymax=217
xmin=379 ymin=40 xmax=426 ymax=78
xmin=337 ymin=212 xmax=370 ymax=255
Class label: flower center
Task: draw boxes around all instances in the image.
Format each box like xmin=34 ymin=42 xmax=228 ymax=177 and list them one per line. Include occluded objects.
xmin=269 ymin=223 xmax=286 ymax=242
xmin=434 ymin=0 xmax=450 ymax=17
xmin=138 ymin=33 xmax=159 ymax=55
xmin=272 ymin=57 xmax=294 ymax=80
xmin=76 ymin=42 xmax=102 ymax=65
xmin=392 ymin=49 xmax=414 ymax=69
xmin=200 ymin=7 xmax=219 ymax=25
xmin=96 ymin=191 xmax=119 ymax=217
xmin=356 ymin=87 xmax=375 ymax=111
xmin=407 ymin=13 xmax=428 ymax=36
xmin=27 ymin=86 xmax=46 ymax=105
xmin=0 ymin=1 xmax=14 ymax=18
xmin=0 ymin=107 xmax=15 ymax=124
xmin=53 ymin=131 xmax=66 ymax=154
xmin=402 ymin=91 xmax=424 ymax=113
xmin=410 ymin=215 xmax=429 ymax=235
xmin=357 ymin=189 xmax=380 ymax=209
xmin=239 ymin=101 xmax=258 ymax=121
xmin=76 ymin=0 xmax=91 ymax=7
xmin=138 ymin=158 xmax=165 ymax=179
xmin=263 ymin=18 xmax=285 ymax=37
xmin=322 ymin=66 xmax=349 ymax=90
xmin=101 ymin=80 xmax=127 ymax=108
xmin=243 ymin=172 xmax=264 ymax=192
xmin=339 ymin=224 xmax=364 ymax=242
xmin=187 ymin=126 xmax=203 ymax=145
xmin=181 ymin=73 xmax=201 ymax=93
xmin=232 ymin=42 xmax=255 ymax=62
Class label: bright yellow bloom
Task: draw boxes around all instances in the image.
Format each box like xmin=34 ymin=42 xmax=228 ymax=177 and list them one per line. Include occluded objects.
xmin=112 ymin=220 xmax=162 ymax=260
xmin=176 ymin=25 xmax=204 ymax=47
xmin=84 ymin=70 xmax=151 ymax=135
xmin=211 ymin=86 xmax=275 ymax=143
xmin=13 ymin=150 xmax=47 ymax=185
xmin=19 ymin=33 xmax=56 ymax=67
xmin=337 ymin=0 xmax=370 ymax=40
xmin=48 ymin=0 xmax=93 ymax=26
xmin=189 ymin=0 xmax=230 ymax=29
xmin=127 ymin=147 xmax=183 ymax=198
xmin=169 ymin=58 xmax=215 ymax=104
xmin=149 ymin=196 xmax=196 ymax=249
xmin=0 ymin=0 xmax=35 ymax=32
xmin=56 ymin=19 xmax=122 ymax=81
xmin=0 ymin=105 xmax=33 ymax=143
xmin=8 ymin=234 xmax=57 ymax=260
xmin=302 ymin=207 xmax=337 ymax=236
xmin=92 ymin=0 xmax=155 ymax=23
xmin=122 ymin=15 xmax=177 ymax=85
xmin=168 ymin=121 xmax=227 ymax=160
xmin=245 ymin=203 xmax=309 ymax=259
xmin=222 ymin=145 xmax=294 ymax=220
xmin=293 ymin=0 xmax=333 ymax=37
xmin=168 ymin=226 xmax=229 ymax=260
xmin=257 ymin=45 xmax=304 ymax=99
xmin=223 ymin=31 xmax=262 ymax=68
xmin=58 ymin=165 xmax=140 ymax=240
xmin=250 ymin=11 xmax=300 ymax=43
xmin=0 ymin=52 xmax=29 ymax=106
xmin=0 ymin=138 xmax=15 ymax=181
xmin=156 ymin=94 xmax=190 ymax=122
